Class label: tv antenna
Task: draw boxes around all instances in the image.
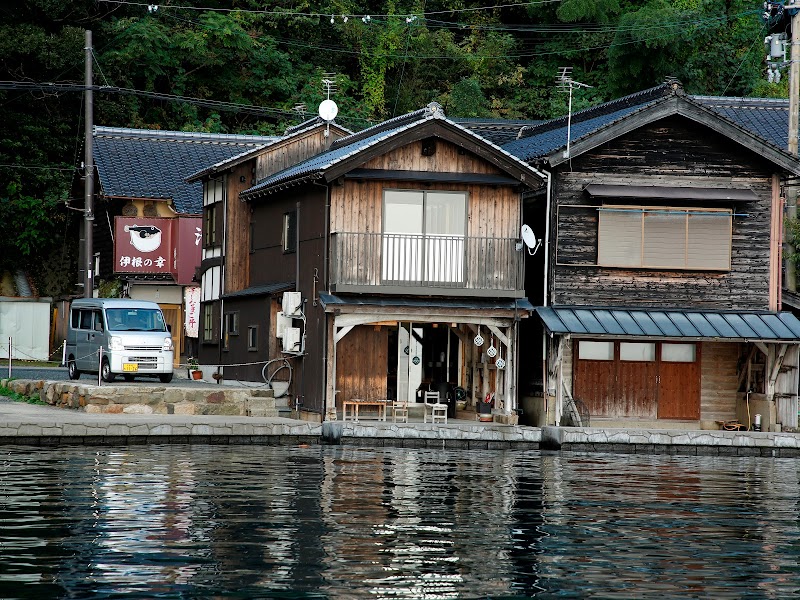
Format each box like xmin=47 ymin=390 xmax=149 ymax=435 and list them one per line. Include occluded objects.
xmin=556 ymin=67 xmax=592 ymax=159
xmin=318 ymin=73 xmax=339 ymax=137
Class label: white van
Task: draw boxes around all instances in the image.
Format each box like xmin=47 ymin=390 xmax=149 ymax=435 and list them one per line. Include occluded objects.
xmin=66 ymin=298 xmax=174 ymax=383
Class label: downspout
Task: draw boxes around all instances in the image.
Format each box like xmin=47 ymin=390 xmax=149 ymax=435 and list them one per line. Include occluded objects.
xmin=312 ymin=180 xmax=332 ymax=419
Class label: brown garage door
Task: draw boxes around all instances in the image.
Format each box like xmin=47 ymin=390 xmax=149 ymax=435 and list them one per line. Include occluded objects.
xmin=574 ymin=340 xmax=700 ymax=420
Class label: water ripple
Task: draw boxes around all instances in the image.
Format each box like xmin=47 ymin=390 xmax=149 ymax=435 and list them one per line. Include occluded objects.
xmin=1 ymin=446 xmax=799 ymax=598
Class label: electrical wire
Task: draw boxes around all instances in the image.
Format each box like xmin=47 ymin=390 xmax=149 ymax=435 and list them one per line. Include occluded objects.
xmin=99 ymin=0 xmax=563 ymax=18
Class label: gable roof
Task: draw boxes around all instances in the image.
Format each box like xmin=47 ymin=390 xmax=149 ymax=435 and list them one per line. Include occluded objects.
xmin=185 ymin=119 xmax=353 ymax=183
xmin=93 ymin=127 xmax=278 ymax=214
xmin=240 ymin=103 xmax=546 ymax=201
xmin=502 ymin=81 xmax=800 ymax=175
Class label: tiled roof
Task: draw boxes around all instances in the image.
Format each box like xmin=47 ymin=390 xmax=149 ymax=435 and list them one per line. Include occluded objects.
xmin=537 ymin=306 xmax=800 ymax=341
xmin=500 ymin=81 xmax=795 ymax=163
xmin=454 ymin=118 xmax=543 ymax=145
xmin=241 ymin=102 xmax=543 ymax=199
xmin=690 ymin=96 xmax=789 ymax=150
xmin=501 ymin=82 xmax=673 ymax=161
xmin=93 ymin=127 xmax=278 ymax=214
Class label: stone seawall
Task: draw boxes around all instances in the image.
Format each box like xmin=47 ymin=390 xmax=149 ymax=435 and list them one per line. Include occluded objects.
xmin=1 ymin=378 xmax=278 ymax=417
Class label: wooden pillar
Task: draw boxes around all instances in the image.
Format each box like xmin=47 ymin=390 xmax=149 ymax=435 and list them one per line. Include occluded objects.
xmin=324 ymin=314 xmax=337 ymax=421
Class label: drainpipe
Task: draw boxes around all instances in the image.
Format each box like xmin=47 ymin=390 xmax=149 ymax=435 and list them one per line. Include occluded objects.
xmin=313 ymin=180 xmax=332 ymax=420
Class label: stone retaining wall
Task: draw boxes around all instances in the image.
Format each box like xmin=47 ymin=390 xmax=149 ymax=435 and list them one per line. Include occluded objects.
xmin=1 ymin=378 xmax=278 ymax=417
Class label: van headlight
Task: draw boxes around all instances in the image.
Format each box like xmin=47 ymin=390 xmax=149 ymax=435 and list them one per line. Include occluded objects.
xmin=109 ymin=336 xmax=124 ymax=351
xmin=163 ymin=336 xmax=174 ymax=351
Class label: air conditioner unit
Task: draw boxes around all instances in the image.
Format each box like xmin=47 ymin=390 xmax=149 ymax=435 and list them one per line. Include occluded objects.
xmin=282 ymin=291 xmax=303 ymax=318
xmin=282 ymin=327 xmax=302 ymax=353
xmin=275 ymin=311 xmax=292 ymax=339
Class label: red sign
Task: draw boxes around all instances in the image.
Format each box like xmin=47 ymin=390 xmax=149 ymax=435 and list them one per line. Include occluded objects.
xmin=114 ymin=216 xmax=201 ymax=285
xmin=115 ymin=217 xmax=173 ymax=275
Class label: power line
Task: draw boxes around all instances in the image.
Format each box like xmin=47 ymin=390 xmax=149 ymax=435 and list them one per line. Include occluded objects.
xmin=0 ymin=163 xmax=76 ymax=172
xmin=0 ymin=80 xmax=375 ymax=128
xmin=99 ymin=0 xmax=563 ymax=18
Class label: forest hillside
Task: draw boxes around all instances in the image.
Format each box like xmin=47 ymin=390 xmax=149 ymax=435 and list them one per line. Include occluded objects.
xmin=0 ymin=0 xmax=785 ymax=295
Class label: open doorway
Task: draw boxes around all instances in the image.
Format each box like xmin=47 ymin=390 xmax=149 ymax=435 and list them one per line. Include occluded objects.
xmin=388 ymin=322 xmax=460 ymax=407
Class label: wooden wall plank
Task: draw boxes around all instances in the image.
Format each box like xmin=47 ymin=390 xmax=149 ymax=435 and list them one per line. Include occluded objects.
xmin=336 ymin=325 xmax=389 ymax=407
xmin=700 ymin=342 xmax=739 ymax=422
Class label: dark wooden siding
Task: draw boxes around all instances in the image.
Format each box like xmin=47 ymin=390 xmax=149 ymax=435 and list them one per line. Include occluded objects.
xmin=247 ymin=183 xmax=328 ymax=413
xmin=220 ymin=295 xmax=270 ymax=382
xmin=551 ymin=116 xmax=776 ymax=310
xmin=225 ymin=161 xmax=255 ymax=294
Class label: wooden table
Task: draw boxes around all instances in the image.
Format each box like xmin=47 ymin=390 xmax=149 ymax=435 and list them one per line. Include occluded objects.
xmin=342 ymin=399 xmax=388 ymax=422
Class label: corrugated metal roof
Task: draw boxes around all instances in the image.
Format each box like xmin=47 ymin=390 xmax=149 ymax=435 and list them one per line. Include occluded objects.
xmin=319 ymin=293 xmax=534 ymax=313
xmin=537 ymin=306 xmax=800 ymax=341
xmin=221 ymin=282 xmax=294 ymax=299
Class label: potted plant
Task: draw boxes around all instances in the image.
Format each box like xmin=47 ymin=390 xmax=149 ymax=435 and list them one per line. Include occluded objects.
xmin=187 ymin=357 xmax=203 ymax=380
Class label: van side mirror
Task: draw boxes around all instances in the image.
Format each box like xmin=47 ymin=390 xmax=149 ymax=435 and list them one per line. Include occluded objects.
xmin=167 ymin=324 xmax=172 ymax=333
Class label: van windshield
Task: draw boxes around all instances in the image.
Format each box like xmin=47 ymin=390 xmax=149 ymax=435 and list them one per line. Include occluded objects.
xmin=105 ymin=308 xmax=167 ymax=332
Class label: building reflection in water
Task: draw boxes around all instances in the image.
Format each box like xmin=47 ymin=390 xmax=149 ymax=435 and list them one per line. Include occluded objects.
xmin=4 ymin=446 xmax=800 ymax=598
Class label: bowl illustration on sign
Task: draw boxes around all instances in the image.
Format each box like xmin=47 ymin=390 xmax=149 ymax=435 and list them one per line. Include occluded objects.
xmin=124 ymin=224 xmax=162 ymax=253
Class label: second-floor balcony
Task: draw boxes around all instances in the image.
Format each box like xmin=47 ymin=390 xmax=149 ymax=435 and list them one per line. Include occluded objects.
xmin=330 ymin=232 xmax=525 ymax=297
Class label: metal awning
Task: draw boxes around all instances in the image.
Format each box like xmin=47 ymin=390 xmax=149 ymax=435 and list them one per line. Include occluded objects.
xmin=320 ymin=293 xmax=533 ymax=313
xmin=536 ymin=306 xmax=800 ymax=341
xmin=584 ymin=184 xmax=758 ymax=203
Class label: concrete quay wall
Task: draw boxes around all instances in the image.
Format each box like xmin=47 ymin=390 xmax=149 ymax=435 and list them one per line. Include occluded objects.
xmin=542 ymin=426 xmax=800 ymax=457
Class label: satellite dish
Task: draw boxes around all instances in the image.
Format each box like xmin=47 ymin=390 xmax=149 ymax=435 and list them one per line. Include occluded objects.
xmin=520 ymin=224 xmax=541 ymax=256
xmin=318 ymin=99 xmax=338 ymax=122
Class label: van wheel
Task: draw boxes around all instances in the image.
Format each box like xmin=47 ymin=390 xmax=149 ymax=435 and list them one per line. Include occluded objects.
xmin=159 ymin=373 xmax=173 ymax=384
xmin=67 ymin=358 xmax=81 ymax=380
xmin=101 ymin=359 xmax=115 ymax=383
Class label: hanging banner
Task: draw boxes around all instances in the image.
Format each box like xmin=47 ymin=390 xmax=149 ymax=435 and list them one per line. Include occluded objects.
xmin=184 ymin=286 xmax=201 ymax=338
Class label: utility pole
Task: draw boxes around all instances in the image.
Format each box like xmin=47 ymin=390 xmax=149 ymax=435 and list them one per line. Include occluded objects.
xmin=84 ymin=30 xmax=94 ymax=297
xmin=788 ymin=7 xmax=800 ymax=294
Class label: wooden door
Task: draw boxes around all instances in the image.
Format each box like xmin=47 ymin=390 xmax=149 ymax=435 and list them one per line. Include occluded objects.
xmin=573 ymin=340 xmax=616 ymax=417
xmin=657 ymin=343 xmax=700 ymax=419
xmin=159 ymin=304 xmax=182 ymax=367
xmin=617 ymin=342 xmax=657 ymax=419
xmin=336 ymin=325 xmax=389 ymax=409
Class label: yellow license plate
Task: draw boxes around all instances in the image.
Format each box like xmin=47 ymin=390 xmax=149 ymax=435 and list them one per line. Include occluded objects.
xmin=123 ymin=363 xmax=139 ymax=372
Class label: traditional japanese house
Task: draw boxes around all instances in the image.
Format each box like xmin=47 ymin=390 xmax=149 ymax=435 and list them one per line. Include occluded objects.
xmin=186 ymin=117 xmax=351 ymax=387
xmin=502 ymin=80 xmax=800 ymax=431
xmin=85 ymin=127 xmax=277 ymax=363
xmin=192 ymin=104 xmax=545 ymax=421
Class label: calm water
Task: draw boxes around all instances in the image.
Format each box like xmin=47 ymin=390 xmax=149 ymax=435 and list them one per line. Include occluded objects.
xmin=1 ymin=445 xmax=799 ymax=599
